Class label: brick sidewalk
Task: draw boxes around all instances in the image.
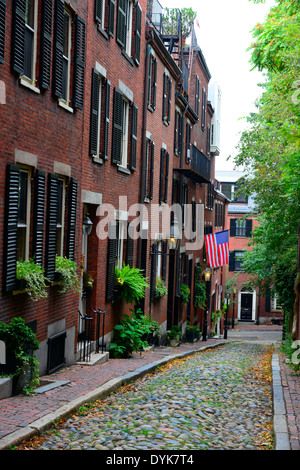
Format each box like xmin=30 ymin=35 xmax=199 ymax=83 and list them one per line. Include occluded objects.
xmin=279 ymin=353 xmax=300 ymax=450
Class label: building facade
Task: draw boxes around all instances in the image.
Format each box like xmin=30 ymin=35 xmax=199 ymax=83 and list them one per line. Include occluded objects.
xmin=0 ymin=0 xmax=227 ymax=377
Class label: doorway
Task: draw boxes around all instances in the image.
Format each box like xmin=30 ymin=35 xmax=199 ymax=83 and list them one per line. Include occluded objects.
xmin=240 ymin=292 xmax=253 ymax=321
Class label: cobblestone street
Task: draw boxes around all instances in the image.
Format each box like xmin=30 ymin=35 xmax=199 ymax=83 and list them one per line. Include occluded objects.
xmin=21 ymin=342 xmax=273 ymax=451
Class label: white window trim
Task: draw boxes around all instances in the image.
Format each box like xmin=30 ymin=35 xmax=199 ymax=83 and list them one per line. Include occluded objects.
xmin=121 ymin=97 xmax=129 ymax=168
xmin=18 ymin=167 xmax=32 ymax=261
xmin=60 ymin=7 xmax=72 ymax=107
xmin=125 ymin=0 xmax=133 ymax=56
xmin=19 ymin=0 xmax=39 ymax=91
xmin=56 ymin=177 xmax=66 ymax=257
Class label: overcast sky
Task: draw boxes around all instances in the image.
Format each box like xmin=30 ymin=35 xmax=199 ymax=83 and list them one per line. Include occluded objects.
xmin=162 ymin=0 xmax=276 ymax=171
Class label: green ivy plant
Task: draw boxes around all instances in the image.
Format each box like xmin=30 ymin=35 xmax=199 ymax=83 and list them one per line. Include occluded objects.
xmin=0 ymin=317 xmax=40 ymax=395
xmin=108 ymin=310 xmax=150 ymax=358
xmin=16 ymin=259 xmax=49 ymax=302
xmin=155 ymin=277 xmax=168 ymax=299
xmin=194 ymin=280 xmax=206 ymax=308
xmin=186 ymin=324 xmax=201 ymax=339
xmin=180 ymin=283 xmax=190 ymax=304
xmin=115 ymin=264 xmax=149 ymax=305
xmin=55 ymin=256 xmax=81 ymax=294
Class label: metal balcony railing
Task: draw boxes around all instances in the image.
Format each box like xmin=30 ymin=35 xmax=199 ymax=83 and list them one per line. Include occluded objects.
xmin=191 ymin=145 xmax=211 ymax=182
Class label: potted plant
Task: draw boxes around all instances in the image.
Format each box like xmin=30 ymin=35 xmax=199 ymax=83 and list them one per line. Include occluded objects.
xmin=186 ymin=324 xmax=201 ymax=343
xmin=166 ymin=325 xmax=181 ymax=346
xmin=211 ymin=309 xmax=223 ymax=336
xmin=155 ymin=277 xmax=168 ymax=300
xmin=140 ymin=313 xmax=161 ymax=346
xmin=55 ymin=256 xmax=81 ymax=294
xmin=0 ymin=317 xmax=40 ymax=395
xmin=82 ymin=271 xmax=94 ymax=297
xmin=16 ymin=259 xmax=49 ymax=301
xmin=180 ymin=283 xmax=190 ymax=304
xmin=115 ymin=263 xmax=149 ymax=305
xmin=108 ymin=310 xmax=150 ymax=358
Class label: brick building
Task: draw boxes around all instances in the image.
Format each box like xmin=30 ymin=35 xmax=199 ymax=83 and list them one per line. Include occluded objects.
xmin=216 ymin=170 xmax=283 ymax=325
xmin=0 ymin=0 xmax=227 ymax=378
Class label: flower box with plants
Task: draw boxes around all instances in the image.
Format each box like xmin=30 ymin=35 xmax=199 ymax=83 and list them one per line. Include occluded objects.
xmin=55 ymin=255 xmax=81 ymax=294
xmin=186 ymin=323 xmax=201 ymax=343
xmin=180 ymin=283 xmax=190 ymax=304
xmin=154 ymin=277 xmax=168 ymax=300
xmin=0 ymin=317 xmax=40 ymax=395
xmin=16 ymin=259 xmax=49 ymax=301
xmin=166 ymin=325 xmax=182 ymax=346
xmin=115 ymin=263 xmax=149 ymax=305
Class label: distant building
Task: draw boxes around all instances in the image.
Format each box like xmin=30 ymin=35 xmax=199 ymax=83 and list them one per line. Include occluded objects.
xmin=216 ymin=170 xmax=284 ymax=325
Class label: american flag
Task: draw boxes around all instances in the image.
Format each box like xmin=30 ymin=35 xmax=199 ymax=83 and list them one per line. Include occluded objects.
xmin=205 ymin=230 xmax=229 ymax=269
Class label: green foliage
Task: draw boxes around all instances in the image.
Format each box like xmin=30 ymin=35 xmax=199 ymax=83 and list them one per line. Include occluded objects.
xmin=115 ymin=264 xmax=149 ymax=305
xmin=108 ymin=310 xmax=151 ymax=358
xmin=16 ymin=259 xmax=49 ymax=301
xmin=194 ymin=281 xmax=206 ymax=308
xmin=281 ymin=332 xmax=300 ymax=372
xmin=166 ymin=325 xmax=181 ymax=340
xmin=155 ymin=278 xmax=168 ymax=299
xmin=180 ymin=283 xmax=190 ymax=303
xmin=211 ymin=310 xmax=223 ymax=324
xmin=162 ymin=7 xmax=197 ymax=38
xmin=0 ymin=317 xmax=40 ymax=395
xmin=55 ymin=256 xmax=81 ymax=294
xmin=186 ymin=324 xmax=201 ymax=338
xmin=232 ymin=0 xmax=300 ymax=327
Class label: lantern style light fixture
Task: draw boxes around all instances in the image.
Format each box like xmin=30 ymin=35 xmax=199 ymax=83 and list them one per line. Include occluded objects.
xmin=167 ymin=216 xmax=181 ymax=250
xmin=82 ymin=213 xmax=93 ymax=235
xmin=203 ymin=267 xmax=212 ymax=282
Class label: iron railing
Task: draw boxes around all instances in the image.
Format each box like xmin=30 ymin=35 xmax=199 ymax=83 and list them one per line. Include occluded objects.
xmin=78 ymin=302 xmax=106 ymax=362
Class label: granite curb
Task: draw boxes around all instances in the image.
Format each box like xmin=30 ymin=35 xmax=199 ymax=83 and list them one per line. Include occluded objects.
xmin=272 ymin=351 xmax=291 ymax=450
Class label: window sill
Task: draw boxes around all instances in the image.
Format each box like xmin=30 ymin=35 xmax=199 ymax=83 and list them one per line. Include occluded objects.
xmin=121 ymin=49 xmax=135 ymax=66
xmin=117 ymin=165 xmax=131 ymax=175
xmin=19 ymin=76 xmax=40 ymax=94
xmin=148 ymin=105 xmax=155 ymax=113
xmin=97 ymin=23 xmax=109 ymax=40
xmin=58 ymin=99 xmax=74 ymax=113
xmin=93 ymin=156 xmax=104 ymax=165
xmin=163 ymin=119 xmax=170 ymax=127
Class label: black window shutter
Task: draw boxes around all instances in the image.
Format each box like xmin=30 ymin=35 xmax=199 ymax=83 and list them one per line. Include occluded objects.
xmin=265 ymin=289 xmax=271 ymax=312
xmin=130 ymin=103 xmax=138 ymax=171
xmin=134 ymin=2 xmax=141 ymax=64
xmin=246 ymin=219 xmax=253 ymax=238
xmin=89 ymin=68 xmax=100 ymax=156
xmin=73 ymin=15 xmax=86 ymax=110
xmin=3 ymin=164 xmax=20 ymax=292
xmin=33 ymin=170 xmax=46 ymax=266
xmin=45 ymin=173 xmax=59 ymax=280
xmin=164 ymin=151 xmax=169 ymax=203
xmin=106 ymin=221 xmax=118 ymax=301
xmin=112 ymin=88 xmax=123 ymax=165
xmin=95 ymin=0 xmax=103 ymax=23
xmin=167 ymin=78 xmax=171 ymax=123
xmin=152 ymin=58 xmax=157 ymax=109
xmin=174 ymin=110 xmax=178 ymax=154
xmin=116 ymin=0 xmax=126 ymax=48
xmin=178 ymin=113 xmax=183 ymax=156
xmin=40 ymin=0 xmax=53 ymax=90
xmin=161 ymin=240 xmax=167 ymax=282
xmin=53 ymin=0 xmax=65 ymax=98
xmin=108 ymin=0 xmax=115 ymax=36
xmin=230 ymin=218 xmax=236 ymax=237
xmin=150 ymin=242 xmax=157 ymax=301
xmin=0 ymin=0 xmax=6 ymax=64
xmin=159 ymin=148 xmax=164 ymax=204
xmin=162 ymin=72 xmax=167 ymax=121
xmin=229 ymin=251 xmax=235 ymax=272
xmin=67 ymin=178 xmax=77 ymax=261
xmin=103 ymin=79 xmax=111 ymax=160
xmin=11 ymin=0 xmax=26 ymax=74
xmin=149 ymin=141 xmax=154 ymax=200
xmin=126 ymin=223 xmax=134 ymax=268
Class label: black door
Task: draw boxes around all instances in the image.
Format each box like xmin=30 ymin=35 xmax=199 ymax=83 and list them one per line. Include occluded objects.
xmin=240 ymin=293 xmax=253 ymax=321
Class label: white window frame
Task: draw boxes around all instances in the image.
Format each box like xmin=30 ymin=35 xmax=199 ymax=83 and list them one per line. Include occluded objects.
xmin=20 ymin=0 xmax=40 ymax=93
xmin=61 ymin=7 xmax=72 ymax=105
xmin=121 ymin=97 xmax=130 ymax=168
xmin=125 ymin=0 xmax=133 ymax=56
xmin=56 ymin=177 xmax=66 ymax=257
xmin=271 ymin=293 xmax=282 ymax=311
xmin=17 ymin=167 xmax=31 ymax=261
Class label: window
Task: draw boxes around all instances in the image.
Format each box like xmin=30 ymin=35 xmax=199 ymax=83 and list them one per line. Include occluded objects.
xmin=214 ymin=201 xmax=224 ymax=228
xmin=56 ymin=178 xmax=66 ymax=257
xmin=229 ymin=250 xmax=244 ymax=271
xmin=162 ymin=72 xmax=172 ymax=124
xmin=61 ymin=8 xmax=71 ymax=103
xmin=271 ymin=293 xmax=282 ymax=312
xmin=201 ymin=87 xmax=206 ymax=130
xmin=220 ymin=183 xmax=248 ymax=203
xmin=112 ymin=88 xmax=137 ymax=171
xmin=185 ymin=121 xmax=191 ymax=163
xmin=17 ymin=169 xmax=31 ymax=261
xmin=195 ymin=75 xmax=200 ymax=116
xmin=90 ymin=68 xmax=110 ymax=160
xmin=144 ymin=137 xmax=154 ymax=201
xmin=24 ymin=0 xmax=37 ymax=81
xmin=147 ymin=54 xmax=157 ymax=110
xmin=95 ymin=0 xmax=106 ymax=30
xmin=116 ymin=0 xmax=141 ymax=63
xmin=174 ymin=109 xmax=183 ymax=156
xmin=159 ymin=148 xmax=169 ymax=204
xmin=205 ymin=182 xmax=214 ymax=210
xmin=230 ymin=218 xmax=252 ymax=237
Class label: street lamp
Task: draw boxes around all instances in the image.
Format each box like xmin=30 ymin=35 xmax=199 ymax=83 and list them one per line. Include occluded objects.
xmin=167 ymin=215 xmax=181 ymax=251
xmin=82 ymin=213 xmax=93 ymax=235
xmin=224 ymin=287 xmax=231 ymax=339
xmin=202 ymin=267 xmax=211 ymax=341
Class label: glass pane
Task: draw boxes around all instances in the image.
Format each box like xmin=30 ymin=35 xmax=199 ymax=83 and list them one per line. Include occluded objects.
xmin=25 ymin=0 xmax=35 ymax=29
xmin=17 ymin=227 xmax=26 ymax=261
xmin=24 ymin=27 xmax=34 ymax=79
xmin=221 ymin=184 xmax=232 ymax=200
xmin=63 ymin=10 xmax=70 ymax=57
xmin=18 ymin=171 xmax=28 ymax=225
